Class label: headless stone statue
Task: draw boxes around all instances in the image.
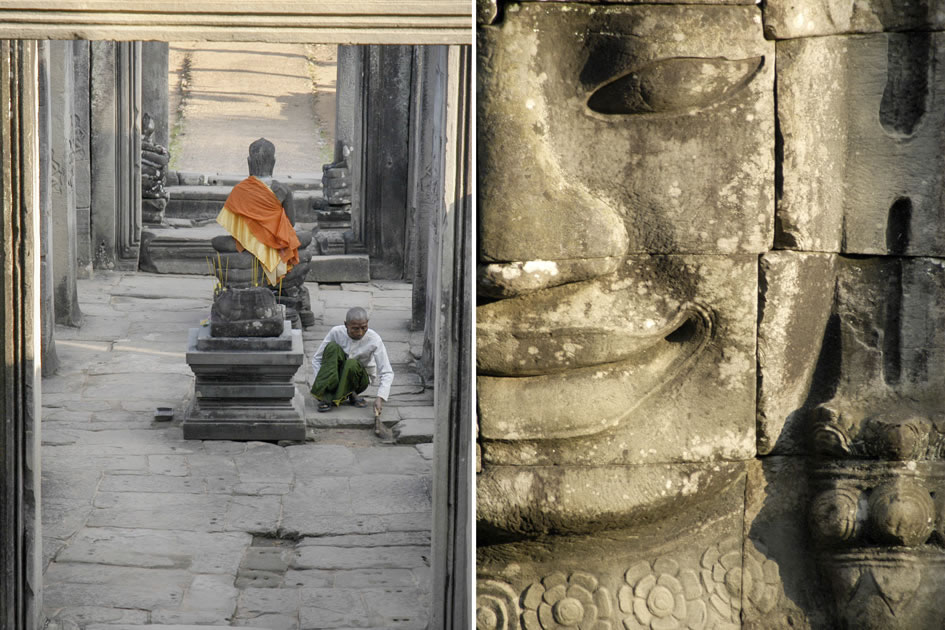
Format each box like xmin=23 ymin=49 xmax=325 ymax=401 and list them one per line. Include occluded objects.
xmin=210 ymin=137 xmax=315 ymax=329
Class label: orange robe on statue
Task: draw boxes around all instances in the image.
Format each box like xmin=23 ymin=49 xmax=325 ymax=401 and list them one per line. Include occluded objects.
xmin=216 ymin=176 xmax=301 ymax=285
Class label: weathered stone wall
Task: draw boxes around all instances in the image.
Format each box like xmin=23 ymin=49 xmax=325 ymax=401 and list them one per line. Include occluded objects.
xmin=477 ymin=3 xmax=945 ymax=629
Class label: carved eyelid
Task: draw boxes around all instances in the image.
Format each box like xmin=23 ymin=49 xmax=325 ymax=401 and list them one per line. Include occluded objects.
xmin=586 ymin=56 xmax=764 ymax=116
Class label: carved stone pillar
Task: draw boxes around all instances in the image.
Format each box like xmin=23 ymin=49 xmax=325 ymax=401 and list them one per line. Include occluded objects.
xmin=37 ymin=41 xmax=58 ymax=376
xmin=90 ymin=40 xmax=142 ymax=271
xmin=361 ymin=44 xmax=412 ymax=279
xmin=407 ymin=45 xmax=448 ymax=342
xmin=0 ymin=39 xmax=43 ymax=630
xmin=48 ymin=40 xmax=82 ymax=328
xmin=72 ymin=40 xmax=93 ymax=278
xmin=431 ymin=44 xmax=472 ymax=630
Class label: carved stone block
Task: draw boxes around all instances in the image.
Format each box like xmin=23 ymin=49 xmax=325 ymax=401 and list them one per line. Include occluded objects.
xmin=757 ymin=255 xmax=945 ymax=454
xmin=763 ymin=0 xmax=945 ymax=39
xmin=777 ymin=34 xmax=945 ymax=255
xmin=478 ymin=3 xmax=774 ymax=260
xmin=757 ymin=252 xmax=838 ymax=455
xmin=477 ymin=463 xmax=748 ymax=630
xmin=743 ymin=458 xmax=833 ymax=629
xmin=478 ymin=254 xmax=757 ymax=466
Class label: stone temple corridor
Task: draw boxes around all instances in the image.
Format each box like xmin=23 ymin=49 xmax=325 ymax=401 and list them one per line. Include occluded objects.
xmin=41 ymin=272 xmax=434 ymax=629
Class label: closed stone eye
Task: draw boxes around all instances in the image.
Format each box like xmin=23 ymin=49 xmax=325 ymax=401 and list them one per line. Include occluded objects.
xmin=586 ymin=56 xmax=764 ymax=115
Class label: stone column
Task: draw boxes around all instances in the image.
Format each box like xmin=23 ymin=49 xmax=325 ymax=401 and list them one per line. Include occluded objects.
xmin=90 ymin=41 xmax=142 ymax=271
xmin=73 ymin=40 xmax=93 ymax=278
xmin=361 ymin=44 xmax=412 ymax=279
xmin=430 ymin=44 xmax=471 ymax=630
xmin=406 ymin=45 xmax=448 ymax=339
xmin=48 ymin=41 xmax=82 ymax=328
xmin=37 ymin=41 xmax=59 ymax=376
xmin=343 ymin=46 xmax=367 ymax=246
xmin=333 ymin=45 xmax=361 ymax=165
xmin=0 ymin=39 xmax=44 ymax=630
xmin=141 ymin=42 xmax=169 ymax=148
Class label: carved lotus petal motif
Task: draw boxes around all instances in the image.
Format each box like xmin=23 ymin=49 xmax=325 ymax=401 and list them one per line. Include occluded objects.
xmin=477 ymin=579 xmax=521 ymax=630
xmin=699 ymin=537 xmax=742 ymax=624
xmin=868 ymin=480 xmax=934 ymax=547
xmin=810 ymin=487 xmax=864 ymax=544
xmin=521 ymin=571 xmax=613 ymax=630
xmin=622 ymin=559 xmax=705 ymax=630
xmin=742 ymin=541 xmax=781 ymax=615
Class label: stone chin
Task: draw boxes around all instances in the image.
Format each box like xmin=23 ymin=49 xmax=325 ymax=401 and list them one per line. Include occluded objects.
xmin=476 ymin=462 xmax=745 ymax=539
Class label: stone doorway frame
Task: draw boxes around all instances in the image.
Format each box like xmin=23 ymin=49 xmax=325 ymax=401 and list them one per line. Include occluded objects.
xmin=0 ymin=3 xmax=472 ymax=629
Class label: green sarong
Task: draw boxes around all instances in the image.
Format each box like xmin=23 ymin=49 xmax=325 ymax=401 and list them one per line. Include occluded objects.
xmin=311 ymin=341 xmax=370 ymax=405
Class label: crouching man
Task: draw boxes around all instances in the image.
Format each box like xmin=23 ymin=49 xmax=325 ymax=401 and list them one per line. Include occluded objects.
xmin=310 ymin=307 xmax=394 ymax=415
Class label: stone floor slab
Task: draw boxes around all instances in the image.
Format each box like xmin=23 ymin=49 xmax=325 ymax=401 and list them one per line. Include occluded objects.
xmin=286 ymin=444 xmax=357 ymax=476
xmin=90 ymin=492 xmax=230 ymax=531
xmin=226 ymin=495 xmax=283 ymax=533
xmin=43 ymin=564 xmax=190 ymax=609
xmin=292 ymin=545 xmax=429 ymax=570
xmin=297 ymin=532 xmax=430 ymax=548
xmin=56 ymin=527 xmax=250 ymax=573
xmin=361 ymin=587 xmax=429 ymax=628
xmin=348 ymin=475 xmax=431 ymax=515
xmin=352 ymin=446 xmax=430 ymax=476
xmin=298 ymin=588 xmax=369 ymax=629
xmin=49 ymin=606 xmax=150 ymax=627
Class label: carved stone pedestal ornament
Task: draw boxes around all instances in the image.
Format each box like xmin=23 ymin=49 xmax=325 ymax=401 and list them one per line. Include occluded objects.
xmin=809 ymin=398 xmax=945 ymax=629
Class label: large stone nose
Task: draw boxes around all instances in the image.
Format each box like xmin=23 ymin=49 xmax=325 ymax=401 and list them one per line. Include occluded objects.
xmin=477 ymin=27 xmax=629 ymax=265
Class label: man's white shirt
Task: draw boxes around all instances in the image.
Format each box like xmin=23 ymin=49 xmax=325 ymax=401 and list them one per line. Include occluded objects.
xmin=311 ymin=326 xmax=394 ymax=400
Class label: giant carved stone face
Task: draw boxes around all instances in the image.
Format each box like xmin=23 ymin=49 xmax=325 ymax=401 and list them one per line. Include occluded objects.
xmin=477 ymin=3 xmax=773 ymax=538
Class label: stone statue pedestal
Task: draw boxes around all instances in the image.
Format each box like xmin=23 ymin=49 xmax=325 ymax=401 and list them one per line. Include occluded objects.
xmin=182 ymin=320 xmax=306 ymax=441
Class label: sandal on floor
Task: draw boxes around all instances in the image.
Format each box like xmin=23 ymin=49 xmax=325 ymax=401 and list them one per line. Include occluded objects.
xmin=317 ymin=400 xmax=332 ymax=412
xmin=348 ymin=394 xmax=368 ymax=408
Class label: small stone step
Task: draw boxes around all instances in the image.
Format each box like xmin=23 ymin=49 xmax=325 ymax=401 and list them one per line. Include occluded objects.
xmin=305 ymin=395 xmax=402 ymax=429
xmin=392 ymin=418 xmax=434 ymax=444
xmin=140 ymin=224 xmax=228 ymax=275
xmin=165 ymin=183 xmax=325 ymax=223
xmin=168 ymin=170 xmax=322 ymax=190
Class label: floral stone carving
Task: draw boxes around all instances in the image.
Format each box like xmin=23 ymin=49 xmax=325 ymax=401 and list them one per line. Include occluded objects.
xmin=521 ymin=571 xmax=613 ymax=630
xmin=478 ymin=579 xmax=521 ymax=630
xmin=619 ymin=558 xmax=706 ymax=630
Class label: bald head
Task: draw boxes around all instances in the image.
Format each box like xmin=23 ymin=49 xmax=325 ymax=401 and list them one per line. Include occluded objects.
xmin=344 ymin=307 xmax=369 ymax=340
xmin=345 ymin=307 xmax=368 ymax=323
xmin=248 ymin=138 xmax=275 ymax=177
